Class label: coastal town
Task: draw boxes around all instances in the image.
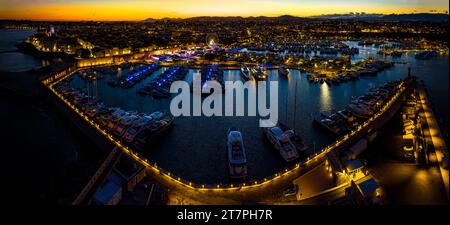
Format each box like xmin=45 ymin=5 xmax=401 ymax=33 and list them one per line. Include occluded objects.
xmin=0 ymin=8 xmax=448 ymax=209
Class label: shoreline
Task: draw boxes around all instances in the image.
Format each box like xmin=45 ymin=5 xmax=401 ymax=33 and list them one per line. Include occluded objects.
xmin=16 ymin=41 xmax=72 ymax=60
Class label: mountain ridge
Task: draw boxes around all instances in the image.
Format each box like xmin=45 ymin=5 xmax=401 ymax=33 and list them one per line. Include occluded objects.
xmin=143 ymin=13 xmax=448 ymax=22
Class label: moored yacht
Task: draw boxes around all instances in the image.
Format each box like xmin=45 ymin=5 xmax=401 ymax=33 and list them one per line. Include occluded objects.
xmin=240 ymin=66 xmax=252 ymax=81
xmin=263 ymin=126 xmax=299 ymax=162
xmin=123 ymin=111 xmax=164 ymax=143
xmin=278 ymin=65 xmax=290 ymax=77
xmin=346 ymin=103 xmax=372 ymax=119
xmin=251 ymin=66 xmax=268 ymax=81
xmin=114 ymin=113 xmax=139 ymax=137
xmin=134 ymin=116 xmax=174 ymax=150
xmin=313 ymin=113 xmax=343 ymax=135
xmin=106 ymin=109 xmax=126 ymax=131
xmin=227 ymin=127 xmax=248 ymax=179
xmin=415 ymin=51 xmax=438 ymax=60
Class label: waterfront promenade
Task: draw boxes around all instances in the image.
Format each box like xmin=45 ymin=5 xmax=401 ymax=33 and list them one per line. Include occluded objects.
xmin=418 ymin=84 xmax=449 ymax=198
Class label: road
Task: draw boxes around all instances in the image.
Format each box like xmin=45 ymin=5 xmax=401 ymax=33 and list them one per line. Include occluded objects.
xmin=365 ymin=93 xmax=448 ymax=204
xmin=417 ymin=84 xmax=449 ymax=199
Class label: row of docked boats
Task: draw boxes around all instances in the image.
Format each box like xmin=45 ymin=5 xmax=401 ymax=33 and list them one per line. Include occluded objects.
xmin=313 ymin=109 xmax=357 ymax=135
xmin=306 ymin=60 xmax=394 ymax=85
xmin=137 ymin=66 xmax=188 ymax=98
xmin=225 ymin=123 xmax=309 ymax=179
xmin=240 ymin=65 xmax=289 ymax=81
xmin=282 ymin=47 xmax=359 ymax=56
xmin=262 ymin=41 xmax=359 ymax=56
xmin=108 ymin=62 xmax=161 ymax=88
xmin=251 ymin=66 xmax=268 ymax=81
xmin=102 ymin=108 xmax=174 ymax=150
xmin=354 ymin=60 xmax=395 ymax=76
xmin=313 ymin=80 xmax=403 ymax=135
xmin=278 ymin=66 xmax=290 ymax=77
xmin=358 ymin=39 xmax=386 ymax=47
xmin=239 ymin=65 xmax=268 ymax=81
xmin=377 ymin=50 xmax=403 ymax=57
xmin=415 ymin=51 xmax=438 ymax=60
xmin=202 ymin=64 xmax=224 ymax=85
xmin=192 ymin=64 xmax=224 ymax=95
xmin=78 ymin=70 xmax=106 ymax=82
xmin=78 ymin=66 xmax=123 ymax=82
xmin=54 ymin=82 xmax=174 ymax=151
xmin=306 ymin=74 xmax=357 ymax=85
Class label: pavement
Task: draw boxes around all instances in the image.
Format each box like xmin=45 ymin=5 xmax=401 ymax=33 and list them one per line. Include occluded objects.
xmin=365 ymin=94 xmax=448 ymax=205
xmin=161 ymin=158 xmax=327 ymax=205
xmin=293 ymin=161 xmax=335 ymax=200
xmin=417 ymin=84 xmax=449 ymax=199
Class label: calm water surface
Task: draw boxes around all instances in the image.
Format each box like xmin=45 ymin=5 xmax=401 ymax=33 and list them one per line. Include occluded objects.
xmin=0 ymin=30 xmax=449 ymax=183
xmin=2 ymin=31 xmax=444 ymax=184
xmin=0 ymin=29 xmax=43 ymax=72
xmin=67 ymin=42 xmax=450 ymax=184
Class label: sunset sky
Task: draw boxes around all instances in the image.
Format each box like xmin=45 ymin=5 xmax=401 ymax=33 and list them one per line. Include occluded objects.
xmin=1 ymin=0 xmax=449 ymax=21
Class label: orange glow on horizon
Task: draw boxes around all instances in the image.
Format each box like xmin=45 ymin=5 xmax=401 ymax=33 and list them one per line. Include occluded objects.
xmin=0 ymin=0 xmax=448 ymax=21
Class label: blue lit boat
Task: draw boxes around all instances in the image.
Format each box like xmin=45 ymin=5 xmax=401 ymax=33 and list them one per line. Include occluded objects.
xmin=251 ymin=66 xmax=268 ymax=81
xmin=278 ymin=65 xmax=290 ymax=77
xmin=240 ymin=66 xmax=251 ymax=81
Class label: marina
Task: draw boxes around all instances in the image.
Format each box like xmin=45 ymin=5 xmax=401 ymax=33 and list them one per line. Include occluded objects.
xmin=44 ymin=61 xmax=413 ymax=194
xmin=53 ymin=52 xmax=414 ymax=184
xmin=1 ymin=8 xmax=448 ymax=206
xmin=2 ymin=30 xmax=447 ymax=186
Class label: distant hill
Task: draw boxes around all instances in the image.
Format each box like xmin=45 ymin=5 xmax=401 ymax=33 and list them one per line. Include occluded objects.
xmin=143 ymin=13 xmax=448 ymax=22
xmin=143 ymin=15 xmax=310 ymax=22
xmin=311 ymin=13 xmax=384 ymax=20
xmin=381 ymin=13 xmax=449 ymax=22
xmin=312 ymin=13 xmax=449 ymax=22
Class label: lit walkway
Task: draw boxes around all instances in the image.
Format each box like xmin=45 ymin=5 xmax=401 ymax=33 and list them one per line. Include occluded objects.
xmin=418 ymin=85 xmax=449 ymax=199
xmin=293 ymin=161 xmax=335 ymax=200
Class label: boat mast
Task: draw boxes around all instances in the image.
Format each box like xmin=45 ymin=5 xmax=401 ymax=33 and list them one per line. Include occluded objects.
xmin=94 ymin=78 xmax=98 ymax=101
xmin=285 ymin=80 xmax=288 ymax=124
xmin=293 ymin=76 xmax=298 ymax=130
xmin=85 ymin=77 xmax=90 ymax=103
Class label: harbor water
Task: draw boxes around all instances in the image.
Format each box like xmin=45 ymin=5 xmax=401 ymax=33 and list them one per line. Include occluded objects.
xmin=67 ymin=52 xmax=441 ymax=184
xmin=1 ymin=30 xmax=448 ymax=184
xmin=0 ymin=29 xmax=43 ymax=72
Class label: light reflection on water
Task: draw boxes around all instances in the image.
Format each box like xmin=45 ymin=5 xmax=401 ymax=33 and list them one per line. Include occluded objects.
xmin=66 ymin=43 xmax=448 ymax=184
xmin=1 ymin=30 xmax=448 ymax=184
xmin=319 ymin=83 xmax=331 ymax=112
